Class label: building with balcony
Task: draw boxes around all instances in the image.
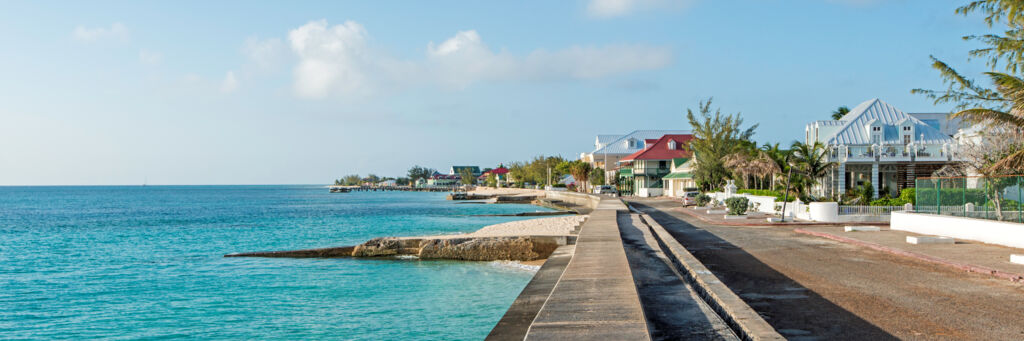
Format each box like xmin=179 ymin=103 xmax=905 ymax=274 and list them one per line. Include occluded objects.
xmin=580 ymin=130 xmax=689 ymax=184
xmin=805 ymin=98 xmax=963 ymax=199
xmin=617 ymin=134 xmax=694 ymax=197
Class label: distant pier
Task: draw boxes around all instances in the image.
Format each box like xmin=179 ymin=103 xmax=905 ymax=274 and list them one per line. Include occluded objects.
xmin=328 ymin=185 xmax=466 ymax=193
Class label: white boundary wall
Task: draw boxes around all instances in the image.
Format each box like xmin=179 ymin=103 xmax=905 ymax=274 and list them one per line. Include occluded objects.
xmin=891 ymin=212 xmax=1024 ymax=249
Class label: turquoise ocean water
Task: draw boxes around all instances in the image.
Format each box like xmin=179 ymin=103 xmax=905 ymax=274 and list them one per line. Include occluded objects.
xmin=0 ymin=186 xmax=552 ymax=340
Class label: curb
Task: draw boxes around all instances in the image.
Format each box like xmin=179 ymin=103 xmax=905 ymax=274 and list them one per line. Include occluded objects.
xmin=793 ymin=228 xmax=1024 ymax=283
xmin=637 ymin=211 xmax=785 ymax=341
xmin=674 ymin=206 xmax=889 ymax=227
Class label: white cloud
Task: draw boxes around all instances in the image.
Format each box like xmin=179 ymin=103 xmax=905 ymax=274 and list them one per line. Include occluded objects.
xmin=243 ymin=37 xmax=285 ymax=69
xmin=281 ymin=20 xmax=672 ymax=99
xmin=586 ymin=0 xmax=693 ymax=18
xmin=73 ymin=23 xmax=129 ymax=43
xmin=139 ymin=49 xmax=162 ymax=65
xmin=287 ymin=20 xmax=375 ymax=98
xmin=220 ymin=71 xmax=238 ymax=93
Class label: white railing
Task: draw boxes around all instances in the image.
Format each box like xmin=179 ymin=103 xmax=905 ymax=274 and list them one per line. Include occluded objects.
xmin=838 ymin=205 xmax=906 ymax=215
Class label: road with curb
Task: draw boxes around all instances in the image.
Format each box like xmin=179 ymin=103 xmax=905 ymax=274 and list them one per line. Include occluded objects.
xmin=630 ymin=198 xmax=1024 ymax=340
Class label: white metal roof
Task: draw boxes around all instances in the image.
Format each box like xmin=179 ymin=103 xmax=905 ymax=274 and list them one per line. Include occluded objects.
xmin=825 ymin=98 xmax=953 ymax=145
xmin=592 ymin=130 xmax=689 ymax=155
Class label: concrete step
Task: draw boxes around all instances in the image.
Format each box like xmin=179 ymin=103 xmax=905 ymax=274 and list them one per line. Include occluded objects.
xmin=906 ymin=236 xmax=955 ymax=245
xmin=844 ymin=226 xmax=881 ymax=232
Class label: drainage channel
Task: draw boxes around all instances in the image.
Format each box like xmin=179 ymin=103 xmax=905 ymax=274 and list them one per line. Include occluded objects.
xmin=618 ymin=211 xmax=739 ymax=340
xmin=626 ymin=204 xmax=784 ymax=341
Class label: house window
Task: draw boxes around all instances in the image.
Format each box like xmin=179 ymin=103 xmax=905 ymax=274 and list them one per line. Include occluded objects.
xmin=668 ymin=140 xmax=676 ymax=150
xmin=902 ymin=126 xmax=911 ymax=131
xmin=872 ymin=126 xmax=880 ymax=131
xmin=903 ymin=135 xmax=911 ymax=144
xmin=659 ymin=161 xmax=667 ymax=169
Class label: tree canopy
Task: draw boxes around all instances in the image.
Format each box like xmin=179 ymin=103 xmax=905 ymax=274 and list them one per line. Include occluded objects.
xmin=685 ymin=98 xmax=758 ymax=191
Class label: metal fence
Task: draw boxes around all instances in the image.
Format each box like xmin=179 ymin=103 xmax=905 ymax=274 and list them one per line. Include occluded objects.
xmin=915 ymin=175 xmax=1024 ymax=223
xmin=838 ymin=205 xmax=906 ymax=215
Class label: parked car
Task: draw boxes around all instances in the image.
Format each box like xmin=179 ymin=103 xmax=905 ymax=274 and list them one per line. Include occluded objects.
xmin=681 ymin=191 xmax=701 ymax=205
xmin=594 ymin=185 xmax=618 ymax=195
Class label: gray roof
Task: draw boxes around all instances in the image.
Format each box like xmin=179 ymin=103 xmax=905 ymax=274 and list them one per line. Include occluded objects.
xmin=596 ymin=134 xmax=623 ymax=146
xmin=592 ymin=129 xmax=689 ymax=155
xmin=825 ymin=98 xmax=953 ymax=145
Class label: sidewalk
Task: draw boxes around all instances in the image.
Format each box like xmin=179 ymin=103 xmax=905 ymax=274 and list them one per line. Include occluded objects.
xmin=665 ymin=202 xmax=887 ymax=227
xmin=795 ymin=226 xmax=1024 ymax=282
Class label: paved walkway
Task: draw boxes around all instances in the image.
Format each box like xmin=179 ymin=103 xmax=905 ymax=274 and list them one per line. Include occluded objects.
xmin=630 ymin=198 xmax=1024 ymax=340
xmin=796 ymin=226 xmax=1024 ymax=281
xmin=671 ymin=203 xmax=886 ymax=227
xmin=525 ymin=200 xmax=651 ymax=340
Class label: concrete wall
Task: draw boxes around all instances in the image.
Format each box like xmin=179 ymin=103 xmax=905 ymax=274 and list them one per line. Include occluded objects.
xmin=708 ymin=192 xmax=779 ymax=214
xmin=545 ymin=191 xmax=602 ymax=210
xmin=891 ymin=212 xmax=1024 ymax=249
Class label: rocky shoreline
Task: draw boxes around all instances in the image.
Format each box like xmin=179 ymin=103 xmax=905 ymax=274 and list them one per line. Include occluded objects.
xmin=225 ymin=189 xmax=589 ymax=262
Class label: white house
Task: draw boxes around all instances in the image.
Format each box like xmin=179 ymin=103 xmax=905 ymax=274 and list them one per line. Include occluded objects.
xmin=804 ymin=98 xmax=963 ymax=198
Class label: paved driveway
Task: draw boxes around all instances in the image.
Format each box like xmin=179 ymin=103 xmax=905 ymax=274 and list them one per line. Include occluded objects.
xmin=630 ymin=199 xmax=1024 ymax=341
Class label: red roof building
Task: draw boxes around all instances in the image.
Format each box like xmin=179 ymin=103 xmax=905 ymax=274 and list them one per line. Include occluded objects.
xmin=618 ymin=134 xmax=694 ymax=197
xmin=620 ymin=134 xmax=693 ymax=162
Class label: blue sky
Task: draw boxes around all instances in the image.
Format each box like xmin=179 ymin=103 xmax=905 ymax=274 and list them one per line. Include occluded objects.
xmin=0 ymin=0 xmax=996 ymax=185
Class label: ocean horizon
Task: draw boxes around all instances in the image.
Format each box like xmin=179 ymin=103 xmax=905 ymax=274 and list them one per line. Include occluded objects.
xmin=0 ymin=185 xmax=552 ymax=340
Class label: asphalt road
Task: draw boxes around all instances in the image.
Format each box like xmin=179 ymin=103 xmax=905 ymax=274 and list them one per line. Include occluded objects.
xmin=629 ymin=199 xmax=1024 ymax=341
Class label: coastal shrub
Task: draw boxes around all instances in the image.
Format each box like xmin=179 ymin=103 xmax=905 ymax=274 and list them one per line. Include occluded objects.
xmin=553 ymin=183 xmax=566 ymax=188
xmin=899 ymin=188 xmax=916 ymax=205
xmin=695 ymin=194 xmax=711 ymax=206
xmin=725 ymin=197 xmax=749 ymax=215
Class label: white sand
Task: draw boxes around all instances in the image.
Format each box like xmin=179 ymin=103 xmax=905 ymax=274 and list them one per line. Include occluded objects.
xmin=405 ymin=215 xmax=586 ymax=240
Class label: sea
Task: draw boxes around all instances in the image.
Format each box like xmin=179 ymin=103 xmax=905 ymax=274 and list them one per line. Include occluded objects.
xmin=0 ymin=185 xmax=553 ymax=340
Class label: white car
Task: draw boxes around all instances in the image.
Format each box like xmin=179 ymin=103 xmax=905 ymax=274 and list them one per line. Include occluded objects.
xmin=593 ymin=185 xmax=618 ymax=195
xmin=681 ymin=191 xmax=701 ymax=205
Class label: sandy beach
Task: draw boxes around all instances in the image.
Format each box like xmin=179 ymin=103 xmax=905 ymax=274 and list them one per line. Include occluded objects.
xmin=406 ymin=215 xmax=586 ymax=240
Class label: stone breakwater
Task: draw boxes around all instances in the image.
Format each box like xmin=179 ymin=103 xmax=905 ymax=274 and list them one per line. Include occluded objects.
xmin=226 ymin=235 xmax=567 ymax=261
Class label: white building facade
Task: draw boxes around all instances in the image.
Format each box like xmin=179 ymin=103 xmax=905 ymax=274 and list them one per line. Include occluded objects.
xmin=805 ymin=98 xmax=963 ymax=198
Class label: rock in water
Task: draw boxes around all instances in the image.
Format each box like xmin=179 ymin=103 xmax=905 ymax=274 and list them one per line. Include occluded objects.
xmin=352 ymin=237 xmax=402 ymax=257
xmin=418 ymin=237 xmax=540 ymax=261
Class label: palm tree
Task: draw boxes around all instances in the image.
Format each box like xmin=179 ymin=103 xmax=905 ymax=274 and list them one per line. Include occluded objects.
xmin=790 ymin=141 xmax=835 ymax=197
xmin=831 ymin=106 xmax=850 ymax=120
xmin=950 ymin=72 xmax=1024 ymax=172
xmin=760 ymin=143 xmax=791 ymax=190
xmin=723 ymin=152 xmax=753 ymax=188
xmin=750 ymin=152 xmax=781 ymax=190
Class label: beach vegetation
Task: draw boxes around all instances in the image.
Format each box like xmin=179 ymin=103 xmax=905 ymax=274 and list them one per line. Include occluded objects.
xmin=695 ymin=194 xmax=711 ymax=206
xmin=831 ymin=105 xmax=850 ymax=120
xmin=556 ymin=160 xmax=592 ymax=192
xmin=686 ymin=98 xmax=758 ymax=192
xmin=458 ymin=168 xmax=476 ymax=185
xmin=789 ymin=141 xmax=835 ymax=198
xmin=913 ymin=0 xmax=1024 ymax=173
xmin=589 ymin=168 xmax=605 ymax=186
xmin=506 ymin=155 xmax=567 ymax=186
xmin=407 ymin=166 xmax=437 ymax=183
xmin=725 ymin=196 xmax=749 ymax=215
xmin=486 ymin=173 xmax=498 ymax=187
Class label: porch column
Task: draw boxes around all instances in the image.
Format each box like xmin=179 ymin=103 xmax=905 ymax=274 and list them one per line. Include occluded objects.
xmin=871 ymin=163 xmax=880 ymax=199
xmin=837 ymin=162 xmax=846 ymax=196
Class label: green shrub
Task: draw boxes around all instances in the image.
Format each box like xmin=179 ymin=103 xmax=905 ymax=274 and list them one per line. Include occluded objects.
xmin=899 ymin=188 xmax=915 ymax=205
xmin=695 ymin=194 xmax=711 ymax=206
xmin=725 ymin=197 xmax=749 ymax=215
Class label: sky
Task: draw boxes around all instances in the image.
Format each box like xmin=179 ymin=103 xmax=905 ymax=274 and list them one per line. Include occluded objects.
xmin=0 ymin=0 xmax=999 ymax=185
